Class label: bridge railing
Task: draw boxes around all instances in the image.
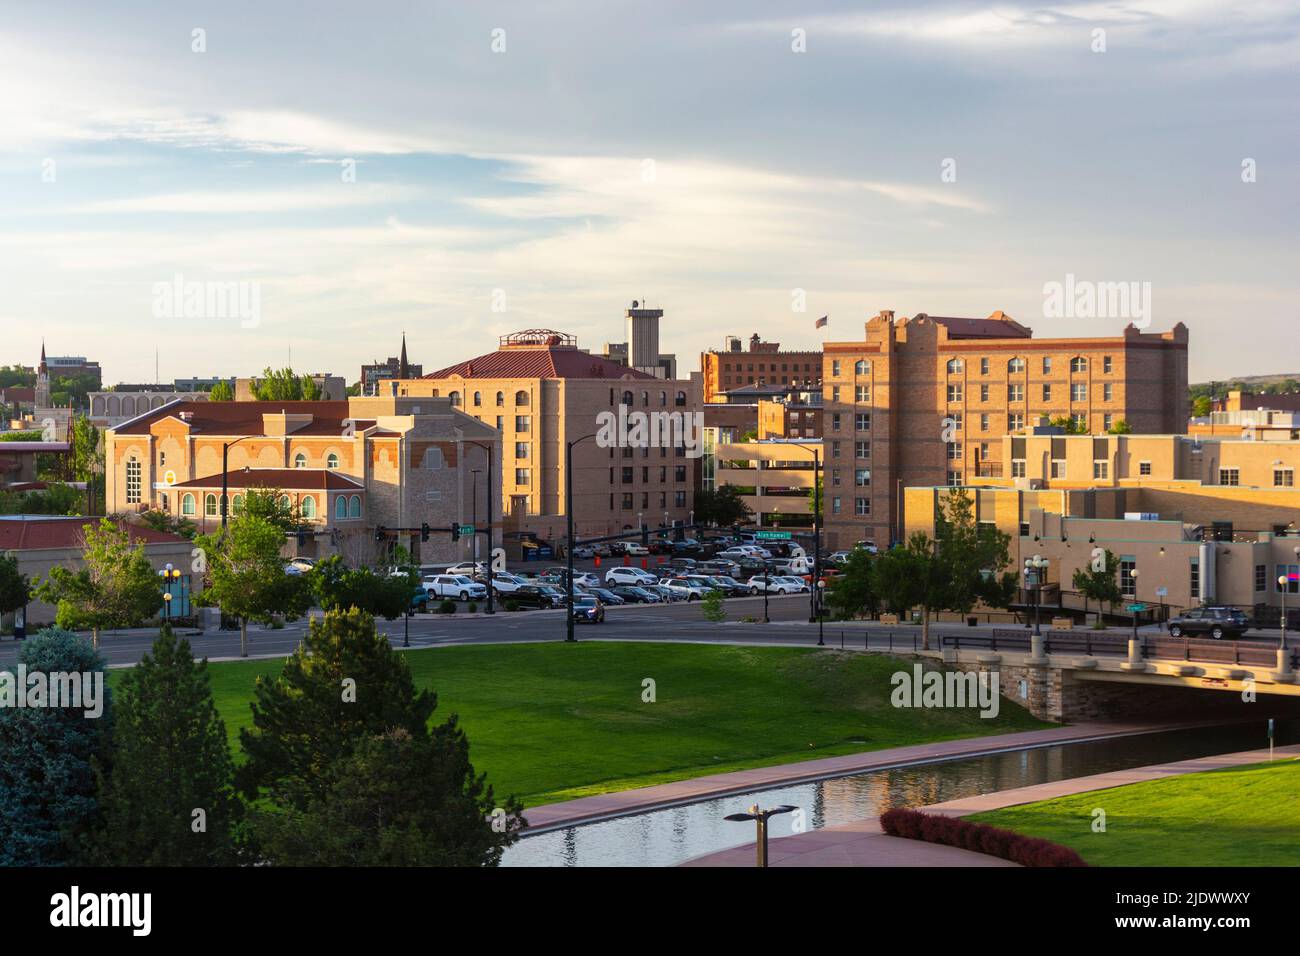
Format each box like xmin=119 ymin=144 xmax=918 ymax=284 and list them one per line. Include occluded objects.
xmin=940 ymin=630 xmax=1298 ymax=669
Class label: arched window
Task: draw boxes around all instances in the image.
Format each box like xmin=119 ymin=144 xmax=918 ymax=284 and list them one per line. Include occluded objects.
xmin=473 ymin=391 xmax=482 ymax=407
xmin=335 ymin=495 xmax=348 ymax=519
xmin=293 ymin=452 xmax=307 ymax=468
xmin=659 ymin=391 xmax=667 ymax=407
xmin=1070 ymin=356 xmax=1088 ymax=373
xmin=1008 ymin=357 xmax=1025 ymax=374
xmin=495 ymin=391 xmax=505 ymax=407
xmin=326 ymin=453 xmax=340 ymax=469
xmin=349 ymin=495 xmax=361 ymax=518
xmin=621 ymin=390 xmax=634 ymax=406
xmin=449 ymin=391 xmax=461 ymax=407
xmin=675 ymin=391 xmax=686 ymax=407
xmin=855 ymin=360 xmax=870 ymax=375
xmin=181 ymin=493 xmax=196 ymax=516
xmin=515 ymin=390 xmax=530 ymax=406
xmin=204 ymin=493 xmax=218 ymax=517
xmin=946 ymin=358 xmax=963 ymax=374
xmin=278 ymin=495 xmax=291 ymax=511
xmin=301 ymin=496 xmax=317 ymax=519
xmin=641 ymin=391 xmax=649 ymax=407
xmin=232 ymin=494 xmax=244 ymax=515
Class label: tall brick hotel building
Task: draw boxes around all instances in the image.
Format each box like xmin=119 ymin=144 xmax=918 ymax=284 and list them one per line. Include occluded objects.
xmin=821 ymin=310 xmax=1189 ymax=550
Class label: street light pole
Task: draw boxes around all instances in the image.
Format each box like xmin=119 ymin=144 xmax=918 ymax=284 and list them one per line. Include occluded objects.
xmin=724 ymin=804 xmax=798 ymax=867
xmin=463 ymin=440 xmax=496 ymax=615
xmin=565 ymin=433 xmax=598 ymax=642
xmin=220 ymin=435 xmax=254 ymax=529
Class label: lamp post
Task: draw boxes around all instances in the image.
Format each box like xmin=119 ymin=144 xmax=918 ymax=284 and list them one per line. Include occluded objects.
xmin=1024 ymin=554 xmax=1048 ymax=659
xmin=816 ymin=579 xmax=826 ymax=646
xmin=463 ymin=440 xmax=496 ymax=615
xmin=1127 ymin=567 xmax=1143 ymax=666
xmin=565 ymin=433 xmax=599 ymax=642
xmin=1279 ymin=573 xmax=1294 ymax=677
xmin=789 ymin=443 xmax=822 ymax=625
xmin=723 ymin=803 xmax=798 ymax=867
xmin=762 ymin=560 xmax=770 ymax=624
xmin=220 ymin=435 xmax=255 ymax=529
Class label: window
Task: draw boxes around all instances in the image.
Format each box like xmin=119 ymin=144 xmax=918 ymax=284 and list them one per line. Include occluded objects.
xmin=1070 ymin=357 xmax=1087 ymax=373
xmin=946 ymin=358 xmax=963 ymax=374
xmin=1103 ymin=356 xmax=1113 ymax=373
xmin=947 ymin=471 xmax=961 ymax=487
xmin=515 ymin=390 xmax=530 ymax=406
xmin=449 ymin=391 xmax=461 ymax=407
xmin=1093 ymin=460 xmax=1109 ymax=479
xmin=1275 ymin=469 xmax=1294 ymax=488
xmin=855 ymin=468 xmax=871 ymax=487
xmin=831 ymin=440 xmax=841 ymax=458
xmin=831 ymin=385 xmax=841 ymax=402
xmin=1008 ymin=357 xmax=1025 ymax=374
xmin=204 ymin=493 xmax=218 ymax=517
xmin=1219 ymin=468 xmax=1240 ymax=486
xmin=515 ymin=415 xmax=531 ymax=433
xmin=947 ymin=442 xmax=963 ymax=461
xmin=516 ymin=468 xmax=531 ymax=486
xmin=831 ymin=469 xmax=841 ymax=486
xmin=980 ymin=384 xmax=990 ymax=403
xmin=515 ymin=442 xmax=529 ymax=459
xmin=674 ymin=491 xmax=686 ymax=507
xmin=326 ymin=453 xmax=340 ymax=469
xmin=421 ymin=447 xmax=443 ymax=470
xmin=1042 ymin=357 xmax=1052 ymax=374
xmin=676 ymin=391 xmax=687 ymax=407
xmin=301 ymin=496 xmax=316 ymax=519
xmin=621 ymin=493 xmax=633 ymax=510
xmin=1007 ymin=384 xmax=1023 ymax=402
xmin=855 ymin=497 xmax=870 ymax=516
xmin=855 ymin=385 xmax=870 ymax=402
xmin=855 ymin=440 xmax=870 ymax=459
xmin=495 ymin=391 xmax=505 ymax=407
xmin=181 ymin=493 xmax=196 ymax=516
xmin=1139 ymin=460 xmax=1152 ymax=476
xmin=159 ymin=451 xmax=166 ymax=467
xmin=831 ymin=360 xmax=841 ymax=376
xmin=335 ymin=495 xmax=348 ymax=519
xmin=980 ymin=413 xmax=990 ymax=432
xmin=855 ymin=413 xmax=870 ymax=431
xmin=1011 ymin=459 xmax=1026 ymax=478
xmin=1120 ymin=557 xmax=1137 ymax=597
xmin=294 ymin=452 xmax=307 ymax=468
xmin=1071 ymin=383 xmax=1087 ymax=402
xmin=1050 ymin=460 xmax=1066 ymax=479
xmin=1189 ymin=559 xmax=1200 ymax=600
xmin=1008 ymin=413 xmax=1024 ymax=431
xmin=831 ymin=413 xmax=841 ymax=432
xmin=1278 ymin=565 xmax=1300 ymax=594
xmin=278 ymin=495 xmax=290 ymax=511
xmin=1102 ymin=414 xmax=1113 ymax=432
xmin=232 ymin=494 xmax=244 ymax=515
xmin=1071 ymin=413 xmax=1087 ymax=431
xmin=1103 ymin=383 xmax=1113 ymax=401
xmin=854 ymin=360 xmax=870 ymax=375
xmin=1041 ymin=383 xmax=1051 ymax=402
xmin=674 ymin=465 xmax=686 ymax=482
xmin=1256 ymin=564 xmax=1267 ymax=592
xmin=947 ymin=384 xmax=963 ymax=403
xmin=349 ymin=495 xmax=361 ymax=518
xmin=125 ymin=458 xmax=141 ymax=503
xmin=831 ymin=496 xmax=841 ymax=515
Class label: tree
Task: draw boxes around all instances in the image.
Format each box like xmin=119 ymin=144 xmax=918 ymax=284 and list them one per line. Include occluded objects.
xmin=309 ymin=553 xmax=415 ymax=620
xmin=1107 ymin=419 xmax=1133 ymax=434
xmin=0 ymin=628 xmax=111 ymax=866
xmin=692 ymin=486 xmax=753 ymax=527
xmin=138 ymin=508 xmax=197 ymax=539
xmin=34 ymin=518 xmax=163 ymax=648
xmin=0 ymin=482 xmax=82 ymax=516
xmin=94 ymin=625 xmax=241 ymax=865
xmin=1073 ymin=549 xmax=1122 ymax=625
xmin=1049 ymin=415 xmax=1087 ymax=435
xmin=804 ymin=472 xmax=823 ymax=523
xmin=194 ymin=514 xmax=311 ymax=657
xmin=237 ymin=608 xmax=522 ymax=865
xmin=251 ymin=367 xmax=320 ymax=401
xmin=241 ymin=487 xmax=301 ymax=533
xmin=250 ymin=727 xmax=522 ymax=866
xmin=208 ymin=380 xmax=234 ymax=402
xmin=825 ymin=547 xmax=878 ymax=620
xmin=0 ymin=553 xmax=32 ymax=620
xmin=70 ymin=415 xmax=104 ymax=514
xmin=871 ymin=543 xmax=929 ymax=623
xmin=700 ymin=589 xmax=726 ymax=622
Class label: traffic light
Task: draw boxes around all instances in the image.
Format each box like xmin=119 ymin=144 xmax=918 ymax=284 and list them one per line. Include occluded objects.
xmin=450 ymin=523 xmax=460 ymax=542
xmin=374 ymin=525 xmax=386 ymax=542
xmin=421 ymin=522 xmax=430 ymax=542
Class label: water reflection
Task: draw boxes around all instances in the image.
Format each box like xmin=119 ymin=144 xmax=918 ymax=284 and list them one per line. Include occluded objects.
xmin=503 ymin=721 xmax=1297 ymax=868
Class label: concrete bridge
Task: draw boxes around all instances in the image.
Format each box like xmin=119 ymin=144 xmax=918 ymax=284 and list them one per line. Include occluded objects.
xmin=931 ymin=628 xmax=1300 ymax=722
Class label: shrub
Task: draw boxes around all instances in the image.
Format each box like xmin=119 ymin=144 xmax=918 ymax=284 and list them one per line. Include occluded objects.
xmin=504 ymin=599 xmax=520 ymax=612
xmin=439 ymin=599 xmax=456 ymax=615
xmin=467 ymin=601 xmax=478 ymax=614
xmin=879 ymin=807 xmax=1087 ymax=867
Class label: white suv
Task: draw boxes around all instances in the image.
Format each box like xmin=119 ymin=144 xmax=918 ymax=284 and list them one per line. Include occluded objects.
xmin=605 ymin=566 xmax=658 ymax=587
xmin=423 ymin=575 xmax=488 ymax=601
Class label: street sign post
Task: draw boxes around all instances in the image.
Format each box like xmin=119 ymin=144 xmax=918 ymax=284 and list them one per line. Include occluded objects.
xmin=457 ymin=524 xmax=475 ymax=536
xmin=1127 ymin=603 xmax=1148 ymax=613
xmin=755 ymin=530 xmax=792 ymax=541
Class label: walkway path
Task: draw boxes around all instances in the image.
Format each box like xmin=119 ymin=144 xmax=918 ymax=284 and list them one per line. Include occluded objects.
xmin=682 ymin=742 xmax=1300 ymax=867
xmin=520 ymin=718 xmax=1221 ymax=834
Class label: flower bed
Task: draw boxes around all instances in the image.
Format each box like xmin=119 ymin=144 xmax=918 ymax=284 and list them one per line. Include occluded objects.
xmin=879 ymin=807 xmax=1087 ymax=867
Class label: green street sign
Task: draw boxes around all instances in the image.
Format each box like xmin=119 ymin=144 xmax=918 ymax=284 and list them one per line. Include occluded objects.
xmin=1127 ymin=603 xmax=1147 ymax=612
xmin=457 ymin=524 xmax=476 ymax=535
xmin=755 ymin=530 xmax=792 ymax=540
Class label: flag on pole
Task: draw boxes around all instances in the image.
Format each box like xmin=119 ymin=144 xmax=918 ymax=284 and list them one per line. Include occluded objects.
xmin=815 ymin=316 xmax=828 ymax=328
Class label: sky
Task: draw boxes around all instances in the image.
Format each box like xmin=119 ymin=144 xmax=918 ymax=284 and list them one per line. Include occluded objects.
xmin=1 ymin=0 xmax=1297 ymax=385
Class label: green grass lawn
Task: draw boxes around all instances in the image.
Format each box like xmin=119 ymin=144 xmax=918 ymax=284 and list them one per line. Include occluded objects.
xmin=158 ymin=642 xmax=1049 ymax=806
xmin=968 ymin=759 xmax=1300 ymax=866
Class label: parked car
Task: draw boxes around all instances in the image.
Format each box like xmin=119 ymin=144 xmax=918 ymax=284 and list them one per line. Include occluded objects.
xmin=774 ymin=575 xmax=811 ymax=592
xmin=648 ymin=538 xmax=676 ymax=555
xmin=611 ymin=585 xmax=662 ymax=604
xmin=409 ymin=589 xmax=430 ymax=612
xmin=583 ymin=586 xmax=626 ymax=606
xmin=446 ymin=561 xmax=489 ymax=577
xmin=511 ymin=585 xmax=567 ymax=609
xmin=622 ymin=542 xmax=650 ymax=556
xmin=682 ymin=575 xmax=727 ymax=596
xmin=644 ymin=583 xmax=687 ymax=603
xmin=571 ymin=594 xmax=605 ymax=624
xmin=746 ymin=575 xmax=802 ymax=595
xmin=668 ymin=557 xmax=698 ymax=572
xmin=489 ymin=572 xmax=530 ymax=595
xmin=698 ymin=559 xmax=741 ymax=577
xmin=571 ymin=545 xmax=596 ymax=559
xmin=286 ymin=557 xmax=316 ymax=573
xmin=661 ymin=578 xmax=709 ymax=601
xmin=423 ymin=574 xmax=488 ymax=601
xmin=1168 ymin=606 xmax=1250 ymax=640
xmin=605 ymin=566 xmax=658 ymax=587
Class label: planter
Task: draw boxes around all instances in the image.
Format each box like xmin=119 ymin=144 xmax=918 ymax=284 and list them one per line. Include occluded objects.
xmin=879 ymin=613 xmax=900 ymax=625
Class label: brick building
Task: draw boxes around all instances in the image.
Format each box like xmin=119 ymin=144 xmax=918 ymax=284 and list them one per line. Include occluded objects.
xmin=700 ymin=333 xmax=822 ymax=404
xmin=821 ymin=310 xmax=1189 ymax=549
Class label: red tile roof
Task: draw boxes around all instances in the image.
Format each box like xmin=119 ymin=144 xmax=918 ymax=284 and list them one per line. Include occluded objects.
xmin=110 ymin=400 xmax=356 ymax=436
xmin=924 ymin=312 xmax=1032 ymax=339
xmin=171 ymin=468 xmax=364 ymax=491
xmin=425 ymin=346 xmax=657 ymax=381
xmin=0 ymin=517 xmax=186 ymax=552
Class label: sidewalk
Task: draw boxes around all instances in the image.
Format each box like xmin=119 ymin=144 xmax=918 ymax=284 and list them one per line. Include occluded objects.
xmin=682 ymin=743 xmax=1300 ymax=867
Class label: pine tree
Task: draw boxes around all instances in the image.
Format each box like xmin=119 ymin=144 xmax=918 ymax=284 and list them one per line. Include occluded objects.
xmin=95 ymin=624 xmax=240 ymax=865
xmin=0 ymin=628 xmax=111 ymax=865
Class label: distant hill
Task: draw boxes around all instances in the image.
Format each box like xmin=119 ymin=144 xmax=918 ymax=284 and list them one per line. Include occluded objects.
xmin=1192 ymin=372 xmax=1300 ymax=389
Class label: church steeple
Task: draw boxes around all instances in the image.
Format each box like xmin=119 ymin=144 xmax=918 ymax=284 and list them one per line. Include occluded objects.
xmin=398 ymin=332 xmax=409 ymax=379
xmin=36 ymin=340 xmax=50 ymax=408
